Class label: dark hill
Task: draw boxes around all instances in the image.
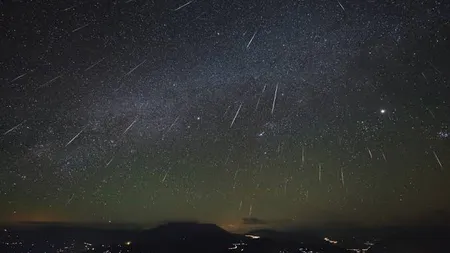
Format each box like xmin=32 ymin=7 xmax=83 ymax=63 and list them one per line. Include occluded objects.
xmin=129 ymin=222 xmax=243 ymax=253
xmin=136 ymin=221 xmax=238 ymax=242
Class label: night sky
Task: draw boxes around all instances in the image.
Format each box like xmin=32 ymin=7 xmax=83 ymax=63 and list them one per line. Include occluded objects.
xmin=0 ymin=0 xmax=449 ymax=230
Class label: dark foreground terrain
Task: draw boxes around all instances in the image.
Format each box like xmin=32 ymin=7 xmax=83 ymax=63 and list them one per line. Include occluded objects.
xmin=1 ymin=222 xmax=449 ymax=253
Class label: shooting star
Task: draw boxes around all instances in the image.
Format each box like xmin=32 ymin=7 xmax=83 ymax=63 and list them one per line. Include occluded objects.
xmin=255 ymin=97 xmax=261 ymax=112
xmin=367 ymin=147 xmax=373 ymax=159
xmin=301 ymin=146 xmax=305 ymax=164
xmin=161 ymin=168 xmax=170 ymax=183
xmin=224 ymin=149 xmax=231 ymax=165
xmin=426 ymin=107 xmax=435 ymax=119
xmin=10 ymin=73 xmax=27 ymax=83
xmin=38 ymin=74 xmax=62 ymax=89
xmin=72 ymin=23 xmax=89 ymax=33
xmin=230 ymin=102 xmax=243 ymax=128
xmin=428 ymin=61 xmax=441 ymax=74
xmin=65 ymin=194 xmax=75 ymax=206
xmin=249 ymin=204 xmax=253 ymax=216
xmin=162 ymin=116 xmax=179 ymax=140
xmin=381 ymin=151 xmax=387 ymax=162
xmin=432 ymin=151 xmax=444 ymax=170
xmin=271 ymin=84 xmax=278 ymax=114
xmin=340 ymin=168 xmax=345 ymax=187
xmin=254 ymin=84 xmax=267 ymax=112
xmin=122 ymin=117 xmax=138 ymax=136
xmin=337 ymin=0 xmax=345 ymax=11
xmin=173 ymin=0 xmax=193 ymax=11
xmin=421 ymin=72 xmax=429 ymax=84
xmin=318 ymin=164 xmax=322 ymax=182
xmin=3 ymin=120 xmax=26 ymax=135
xmin=222 ymin=105 xmax=231 ymax=119
xmin=190 ymin=11 xmax=206 ymax=23
xmin=62 ymin=4 xmax=77 ymax=11
xmin=85 ymin=57 xmax=105 ymax=71
xmin=246 ymin=30 xmax=257 ymax=48
xmin=239 ymin=200 xmax=242 ymax=211
xmin=106 ymin=157 xmax=114 ymax=167
xmin=232 ymin=170 xmax=240 ymax=189
xmin=124 ymin=60 xmax=146 ymax=77
xmin=65 ymin=125 xmax=88 ymax=147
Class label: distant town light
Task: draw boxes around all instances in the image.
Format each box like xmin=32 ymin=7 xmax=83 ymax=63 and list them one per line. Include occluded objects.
xmin=324 ymin=237 xmax=338 ymax=244
xmin=125 ymin=241 xmax=132 ymax=246
xmin=228 ymin=244 xmax=238 ymax=250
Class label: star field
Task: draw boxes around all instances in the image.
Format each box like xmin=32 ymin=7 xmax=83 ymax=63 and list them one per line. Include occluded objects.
xmin=0 ymin=0 xmax=449 ymax=230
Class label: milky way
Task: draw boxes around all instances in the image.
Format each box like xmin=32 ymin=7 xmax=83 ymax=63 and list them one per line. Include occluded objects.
xmin=0 ymin=0 xmax=449 ymax=230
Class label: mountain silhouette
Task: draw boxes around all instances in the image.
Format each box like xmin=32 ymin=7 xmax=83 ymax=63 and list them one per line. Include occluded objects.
xmin=127 ymin=222 xmax=243 ymax=253
xmin=136 ymin=221 xmax=238 ymax=242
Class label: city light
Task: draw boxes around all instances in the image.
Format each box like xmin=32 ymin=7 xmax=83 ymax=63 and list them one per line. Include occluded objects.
xmin=324 ymin=237 xmax=338 ymax=244
xmin=245 ymin=234 xmax=260 ymax=239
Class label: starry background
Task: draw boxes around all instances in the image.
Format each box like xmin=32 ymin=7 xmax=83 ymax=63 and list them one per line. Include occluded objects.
xmin=0 ymin=0 xmax=449 ymax=230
